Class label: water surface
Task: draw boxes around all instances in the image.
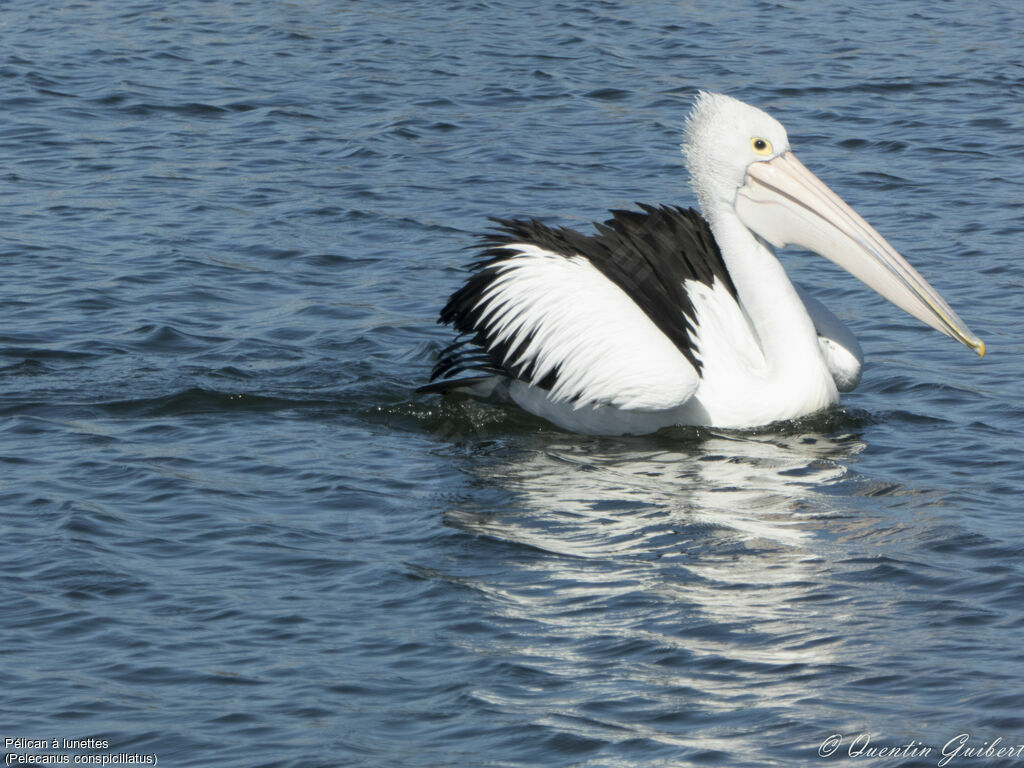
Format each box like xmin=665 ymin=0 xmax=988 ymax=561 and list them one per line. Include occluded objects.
xmin=1 ymin=2 xmax=1023 ymax=767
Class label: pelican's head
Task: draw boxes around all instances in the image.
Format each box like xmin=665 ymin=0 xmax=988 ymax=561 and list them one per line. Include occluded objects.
xmin=682 ymin=91 xmax=984 ymax=357
xmin=683 ymin=91 xmax=792 ymax=209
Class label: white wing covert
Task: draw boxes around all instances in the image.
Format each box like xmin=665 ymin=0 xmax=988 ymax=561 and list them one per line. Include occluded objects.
xmin=466 ymin=243 xmax=699 ymax=410
xmin=427 ymin=206 xmax=738 ymax=412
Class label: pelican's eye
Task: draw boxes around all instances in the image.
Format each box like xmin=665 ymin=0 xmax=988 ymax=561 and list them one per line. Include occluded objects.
xmin=751 ymin=137 xmax=773 ymax=156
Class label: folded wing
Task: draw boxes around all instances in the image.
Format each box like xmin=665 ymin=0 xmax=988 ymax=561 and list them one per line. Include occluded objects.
xmin=429 ymin=206 xmax=735 ymax=412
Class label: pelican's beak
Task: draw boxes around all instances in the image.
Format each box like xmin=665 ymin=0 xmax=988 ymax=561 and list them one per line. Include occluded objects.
xmin=735 ymin=151 xmax=985 ymax=357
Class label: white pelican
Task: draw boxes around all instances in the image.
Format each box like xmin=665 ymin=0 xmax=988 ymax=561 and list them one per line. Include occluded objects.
xmin=420 ymin=92 xmax=984 ymax=435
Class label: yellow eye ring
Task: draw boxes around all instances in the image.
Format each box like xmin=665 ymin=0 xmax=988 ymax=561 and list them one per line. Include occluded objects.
xmin=751 ymin=137 xmax=773 ymax=156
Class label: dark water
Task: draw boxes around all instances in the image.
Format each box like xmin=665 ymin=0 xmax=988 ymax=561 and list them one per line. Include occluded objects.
xmin=2 ymin=2 xmax=1023 ymax=767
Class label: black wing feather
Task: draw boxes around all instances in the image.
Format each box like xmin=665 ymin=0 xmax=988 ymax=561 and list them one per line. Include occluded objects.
xmin=427 ymin=204 xmax=733 ymax=389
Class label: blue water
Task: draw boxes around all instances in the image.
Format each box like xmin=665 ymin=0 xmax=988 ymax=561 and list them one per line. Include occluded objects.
xmin=1 ymin=2 xmax=1023 ymax=767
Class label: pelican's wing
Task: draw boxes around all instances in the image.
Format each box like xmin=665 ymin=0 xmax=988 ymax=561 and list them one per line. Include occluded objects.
xmin=793 ymin=285 xmax=863 ymax=392
xmin=429 ymin=205 xmax=736 ymax=411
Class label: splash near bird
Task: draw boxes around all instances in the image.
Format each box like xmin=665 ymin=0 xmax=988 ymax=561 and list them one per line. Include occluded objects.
xmin=420 ymin=92 xmax=983 ymax=435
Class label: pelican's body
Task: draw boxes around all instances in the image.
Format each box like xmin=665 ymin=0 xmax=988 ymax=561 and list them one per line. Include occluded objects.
xmin=421 ymin=93 xmax=982 ymax=435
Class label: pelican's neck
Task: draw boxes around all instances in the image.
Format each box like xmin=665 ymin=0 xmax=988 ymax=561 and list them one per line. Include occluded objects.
xmin=704 ymin=203 xmax=821 ymax=373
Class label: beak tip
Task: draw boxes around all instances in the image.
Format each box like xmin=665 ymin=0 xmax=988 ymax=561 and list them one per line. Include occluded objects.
xmin=975 ymin=339 xmax=986 ymax=358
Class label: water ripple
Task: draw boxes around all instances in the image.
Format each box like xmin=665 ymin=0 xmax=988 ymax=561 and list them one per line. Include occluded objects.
xmin=0 ymin=1 xmax=1022 ymax=767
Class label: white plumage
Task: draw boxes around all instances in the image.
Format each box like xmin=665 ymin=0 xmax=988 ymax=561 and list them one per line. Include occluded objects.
xmin=472 ymin=243 xmax=700 ymax=411
xmin=422 ymin=92 xmax=983 ymax=435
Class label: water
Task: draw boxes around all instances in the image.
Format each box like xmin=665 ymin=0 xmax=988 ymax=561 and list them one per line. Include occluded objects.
xmin=1 ymin=1 xmax=1022 ymax=766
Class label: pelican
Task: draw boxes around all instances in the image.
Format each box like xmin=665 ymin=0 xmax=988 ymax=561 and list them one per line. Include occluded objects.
xmin=420 ymin=92 xmax=984 ymax=435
